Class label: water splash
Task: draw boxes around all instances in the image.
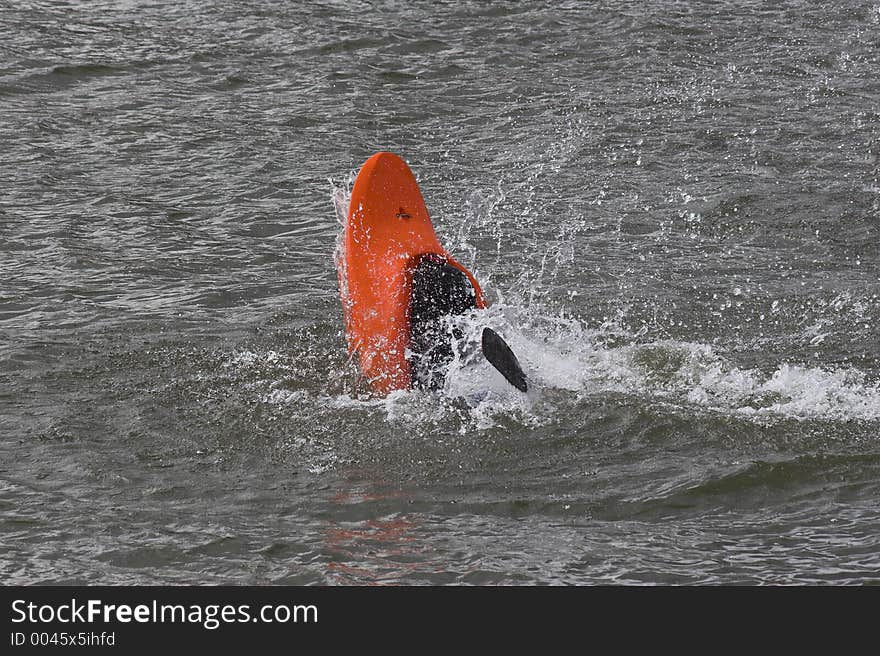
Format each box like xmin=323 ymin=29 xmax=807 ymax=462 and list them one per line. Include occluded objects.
xmin=320 ymin=175 xmax=880 ymax=430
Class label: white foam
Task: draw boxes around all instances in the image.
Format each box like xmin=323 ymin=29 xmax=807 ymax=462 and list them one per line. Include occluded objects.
xmin=433 ymin=311 xmax=880 ymax=425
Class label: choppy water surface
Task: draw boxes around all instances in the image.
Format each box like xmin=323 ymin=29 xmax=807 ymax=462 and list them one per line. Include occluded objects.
xmin=2 ymin=1 xmax=879 ymax=584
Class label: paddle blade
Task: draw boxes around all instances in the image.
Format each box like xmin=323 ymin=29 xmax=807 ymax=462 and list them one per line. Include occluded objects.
xmin=481 ymin=327 xmax=528 ymax=393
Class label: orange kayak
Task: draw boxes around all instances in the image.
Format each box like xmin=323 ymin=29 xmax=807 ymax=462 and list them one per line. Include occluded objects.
xmin=339 ymin=152 xmax=486 ymax=395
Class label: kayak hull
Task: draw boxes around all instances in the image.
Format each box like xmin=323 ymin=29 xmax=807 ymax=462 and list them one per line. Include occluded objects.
xmin=339 ymin=152 xmax=486 ymax=395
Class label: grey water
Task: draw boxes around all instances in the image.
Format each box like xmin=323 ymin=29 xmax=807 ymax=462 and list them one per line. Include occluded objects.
xmin=2 ymin=0 xmax=879 ymax=585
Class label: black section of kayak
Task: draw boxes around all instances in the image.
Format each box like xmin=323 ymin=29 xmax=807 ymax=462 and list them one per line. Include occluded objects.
xmin=408 ymin=254 xmax=477 ymax=390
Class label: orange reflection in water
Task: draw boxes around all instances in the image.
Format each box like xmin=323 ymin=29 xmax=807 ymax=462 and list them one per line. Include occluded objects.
xmin=324 ymin=476 xmax=449 ymax=585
